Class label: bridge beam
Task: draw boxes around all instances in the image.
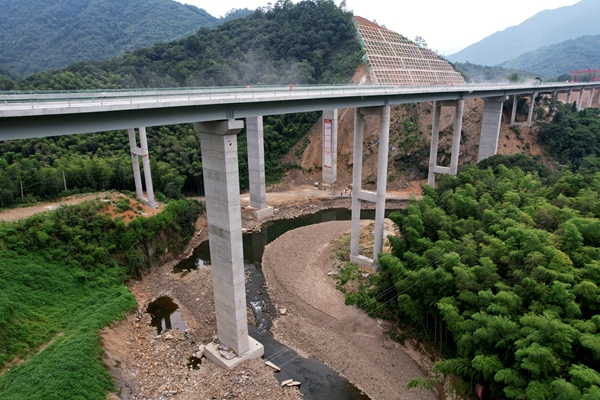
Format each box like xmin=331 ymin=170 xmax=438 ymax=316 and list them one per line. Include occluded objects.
xmin=350 ymin=106 xmax=390 ymax=271
xmin=246 ymin=116 xmax=273 ymax=219
xmin=478 ymin=96 xmax=506 ymax=162
xmin=428 ymin=100 xmax=464 ymax=186
xmin=322 ymin=109 xmax=338 ymax=186
xmin=194 ymin=119 xmax=264 ymax=368
xmin=127 ymin=127 xmax=156 ymax=209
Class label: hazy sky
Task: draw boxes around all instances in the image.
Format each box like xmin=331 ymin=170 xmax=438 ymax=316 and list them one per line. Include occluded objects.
xmin=174 ymin=0 xmax=581 ymax=55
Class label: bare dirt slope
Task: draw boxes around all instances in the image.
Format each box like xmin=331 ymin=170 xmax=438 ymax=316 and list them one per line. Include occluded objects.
xmin=278 ymin=87 xmax=583 ymax=192
xmin=262 ymin=221 xmax=436 ymax=400
xmin=0 ymin=192 xmax=162 ymax=223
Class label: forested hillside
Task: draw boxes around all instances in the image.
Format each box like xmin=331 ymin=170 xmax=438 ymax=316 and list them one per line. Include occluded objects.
xmin=339 ymin=104 xmax=600 ymax=398
xmin=500 ymin=35 xmax=600 ymax=79
xmin=2 ymin=0 xmax=361 ymax=90
xmin=0 ymin=0 xmax=362 ymax=207
xmin=453 ymin=61 xmax=538 ymax=83
xmin=447 ymin=0 xmax=600 ymax=66
xmin=0 ymin=0 xmax=250 ymax=76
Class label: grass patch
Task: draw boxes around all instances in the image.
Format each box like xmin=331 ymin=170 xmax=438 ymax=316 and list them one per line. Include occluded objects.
xmin=0 ymin=198 xmax=202 ymax=398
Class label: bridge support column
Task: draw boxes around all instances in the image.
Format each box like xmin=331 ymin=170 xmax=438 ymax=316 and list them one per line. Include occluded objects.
xmin=478 ymin=96 xmax=506 ymax=162
xmin=587 ymin=88 xmax=595 ymax=108
xmin=128 ymin=127 xmax=156 ymax=209
xmin=510 ymin=95 xmax=518 ymax=124
xmin=428 ymin=100 xmax=464 ymax=186
xmin=350 ymin=106 xmax=390 ymax=272
xmin=567 ymin=89 xmax=573 ymax=104
xmin=322 ymin=109 xmax=338 ymax=186
xmin=527 ymin=92 xmax=537 ymax=126
xmin=578 ymin=89 xmax=585 ymax=111
xmin=194 ymin=119 xmax=264 ymax=368
xmin=246 ymin=116 xmax=272 ymax=219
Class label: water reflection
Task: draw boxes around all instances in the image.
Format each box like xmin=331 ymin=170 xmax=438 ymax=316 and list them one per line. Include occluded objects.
xmin=146 ymin=296 xmax=188 ymax=334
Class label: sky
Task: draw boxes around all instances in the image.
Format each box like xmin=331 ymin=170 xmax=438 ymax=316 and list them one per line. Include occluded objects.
xmin=174 ymin=0 xmax=581 ymax=55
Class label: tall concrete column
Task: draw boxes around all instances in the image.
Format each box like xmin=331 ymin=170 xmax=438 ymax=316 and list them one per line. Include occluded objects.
xmin=527 ymin=92 xmax=537 ymax=126
xmin=478 ymin=96 xmax=506 ymax=162
xmin=567 ymin=89 xmax=573 ymax=104
xmin=246 ymin=116 xmax=273 ymax=219
xmin=194 ymin=119 xmax=263 ymax=367
xmin=127 ymin=127 xmax=156 ymax=209
xmin=138 ymin=127 xmax=156 ymax=209
xmin=587 ymin=87 xmax=595 ymax=108
xmin=450 ymin=100 xmax=464 ymax=175
xmin=350 ymin=106 xmax=390 ymax=271
xmin=510 ymin=95 xmax=518 ymax=124
xmin=128 ymin=128 xmax=144 ymax=200
xmin=373 ymin=106 xmax=390 ymax=264
xmin=577 ymin=89 xmax=585 ymax=111
xmin=350 ymin=110 xmax=364 ymax=264
xmin=427 ymin=100 xmax=463 ymax=186
xmin=322 ymin=109 xmax=338 ymax=185
xmin=427 ymin=101 xmax=442 ymax=186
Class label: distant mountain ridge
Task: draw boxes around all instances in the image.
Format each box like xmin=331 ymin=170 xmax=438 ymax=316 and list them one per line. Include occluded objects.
xmin=500 ymin=35 xmax=600 ymax=78
xmin=0 ymin=0 xmax=251 ymax=76
xmin=447 ymin=0 xmax=600 ymax=66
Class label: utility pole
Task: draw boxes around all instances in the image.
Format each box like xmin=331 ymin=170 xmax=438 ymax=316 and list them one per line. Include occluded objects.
xmin=63 ymin=171 xmax=67 ymax=191
xmin=20 ymin=181 xmax=24 ymax=200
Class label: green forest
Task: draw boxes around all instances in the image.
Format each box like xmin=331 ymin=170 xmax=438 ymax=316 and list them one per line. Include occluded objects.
xmin=0 ymin=0 xmax=251 ymax=76
xmin=339 ymin=105 xmax=600 ymax=399
xmin=500 ymin=36 xmax=600 ymax=80
xmin=0 ymin=0 xmax=361 ymax=208
xmin=0 ymin=0 xmax=361 ymax=90
xmin=0 ymin=198 xmax=202 ymax=398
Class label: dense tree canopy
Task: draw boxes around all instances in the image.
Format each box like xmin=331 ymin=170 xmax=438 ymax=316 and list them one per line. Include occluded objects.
xmin=538 ymin=105 xmax=600 ymax=169
xmin=1 ymin=0 xmax=361 ymax=90
xmin=345 ymin=158 xmax=600 ymax=398
xmin=0 ymin=0 xmax=251 ymax=76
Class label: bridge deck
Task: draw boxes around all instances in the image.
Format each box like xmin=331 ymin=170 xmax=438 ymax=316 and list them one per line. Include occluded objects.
xmin=0 ymin=83 xmax=598 ymax=140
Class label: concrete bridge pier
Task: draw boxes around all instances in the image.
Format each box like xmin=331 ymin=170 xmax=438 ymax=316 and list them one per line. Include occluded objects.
xmin=478 ymin=96 xmax=506 ymax=162
xmin=527 ymin=92 xmax=538 ymax=126
xmin=127 ymin=127 xmax=156 ymax=209
xmin=350 ymin=106 xmax=390 ymax=271
xmin=194 ymin=119 xmax=264 ymax=369
xmin=577 ymin=89 xmax=585 ymax=111
xmin=322 ymin=109 xmax=338 ymax=187
xmin=427 ymin=100 xmax=464 ymax=186
xmin=246 ymin=116 xmax=273 ymax=219
xmin=588 ymin=87 xmax=596 ymax=109
xmin=567 ymin=89 xmax=573 ymax=104
xmin=510 ymin=95 xmax=518 ymax=124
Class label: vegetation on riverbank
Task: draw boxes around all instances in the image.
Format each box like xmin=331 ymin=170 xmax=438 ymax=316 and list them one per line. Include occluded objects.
xmin=337 ymin=105 xmax=600 ymax=399
xmin=339 ymin=157 xmax=600 ymax=398
xmin=0 ymin=197 xmax=202 ymax=398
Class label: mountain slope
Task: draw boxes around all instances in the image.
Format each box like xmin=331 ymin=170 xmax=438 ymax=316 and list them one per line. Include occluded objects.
xmin=7 ymin=1 xmax=361 ymax=90
xmin=447 ymin=0 xmax=600 ymax=66
xmin=500 ymin=35 xmax=600 ymax=78
xmin=0 ymin=0 xmax=249 ymax=76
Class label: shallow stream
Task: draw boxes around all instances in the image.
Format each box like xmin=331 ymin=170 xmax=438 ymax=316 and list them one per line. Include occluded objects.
xmin=172 ymin=208 xmax=395 ymax=399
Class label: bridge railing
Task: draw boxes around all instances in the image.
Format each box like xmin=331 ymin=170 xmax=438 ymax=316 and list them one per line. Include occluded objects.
xmin=1 ymin=82 xmax=599 ymax=109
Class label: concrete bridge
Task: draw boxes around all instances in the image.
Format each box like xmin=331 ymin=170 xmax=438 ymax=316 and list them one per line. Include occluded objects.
xmin=1 ymin=81 xmax=598 ymax=367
